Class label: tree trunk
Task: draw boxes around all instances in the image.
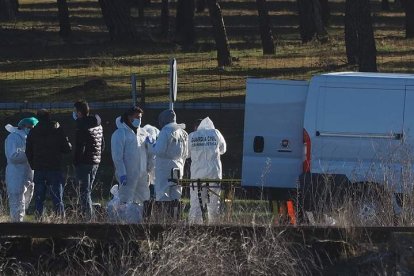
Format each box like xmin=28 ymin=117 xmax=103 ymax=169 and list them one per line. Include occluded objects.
xmin=0 ymin=0 xmax=18 ymax=20
xmin=297 ymin=0 xmax=328 ymax=43
xmin=344 ymin=0 xmax=358 ymax=64
xmin=196 ymin=0 xmax=206 ymax=13
xmin=12 ymin=0 xmax=17 ymax=12
xmin=176 ymin=0 xmax=195 ymax=48
xmin=57 ymin=0 xmax=71 ymax=37
xmin=98 ymin=0 xmax=136 ymax=40
xmin=319 ymin=0 xmax=330 ymax=26
xmin=345 ymin=0 xmax=377 ymax=72
xmin=358 ymin=0 xmax=376 ymax=72
xmin=138 ymin=0 xmax=145 ymax=20
xmin=256 ymin=0 xmax=275 ymax=55
xmin=404 ymin=0 xmax=414 ymax=38
xmin=311 ymin=0 xmax=328 ymax=42
xmin=297 ymin=0 xmax=315 ymax=43
xmin=381 ymin=0 xmax=390 ymax=11
xmin=207 ymin=0 xmax=232 ymax=67
xmin=161 ymin=0 xmax=169 ymax=35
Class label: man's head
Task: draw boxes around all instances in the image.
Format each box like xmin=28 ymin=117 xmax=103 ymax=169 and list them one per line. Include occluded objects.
xmin=158 ymin=109 xmax=176 ymax=128
xmin=36 ymin=109 xmax=50 ymax=122
xmin=121 ymin=106 xmax=143 ymax=128
xmin=18 ymin=117 xmax=39 ymax=129
xmin=74 ymin=100 xmax=90 ymax=119
xmin=193 ymin=118 xmax=203 ymax=131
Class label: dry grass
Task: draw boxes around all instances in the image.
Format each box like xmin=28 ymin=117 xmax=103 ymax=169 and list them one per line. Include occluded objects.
xmin=0 ymin=224 xmax=319 ymax=275
xmin=298 ymin=142 xmax=414 ymax=227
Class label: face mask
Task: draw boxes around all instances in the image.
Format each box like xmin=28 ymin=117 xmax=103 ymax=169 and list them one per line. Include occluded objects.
xmin=72 ymin=111 xmax=78 ymax=120
xmin=24 ymin=128 xmax=31 ymax=135
xmin=132 ymin=118 xmax=141 ymax=128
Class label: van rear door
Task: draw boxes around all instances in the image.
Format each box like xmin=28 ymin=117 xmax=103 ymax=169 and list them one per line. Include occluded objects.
xmin=242 ymin=79 xmax=308 ymax=188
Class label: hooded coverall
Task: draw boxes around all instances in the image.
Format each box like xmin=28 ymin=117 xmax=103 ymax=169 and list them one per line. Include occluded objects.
xmin=188 ymin=117 xmax=227 ymax=224
xmin=4 ymin=125 xmax=35 ymax=222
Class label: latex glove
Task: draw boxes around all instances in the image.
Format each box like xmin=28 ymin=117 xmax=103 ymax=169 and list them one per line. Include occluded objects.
xmin=145 ymin=136 xmax=155 ymax=145
xmin=145 ymin=137 xmax=156 ymax=148
xmin=119 ymin=175 xmax=127 ymax=186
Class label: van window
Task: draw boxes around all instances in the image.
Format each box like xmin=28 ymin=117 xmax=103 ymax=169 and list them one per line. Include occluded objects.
xmin=253 ymin=136 xmax=264 ymax=153
xmin=317 ymin=87 xmax=405 ymax=134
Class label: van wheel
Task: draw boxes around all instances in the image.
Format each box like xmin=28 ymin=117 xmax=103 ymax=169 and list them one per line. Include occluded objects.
xmin=356 ymin=200 xmax=380 ymax=225
xmin=351 ymin=183 xmax=393 ymax=226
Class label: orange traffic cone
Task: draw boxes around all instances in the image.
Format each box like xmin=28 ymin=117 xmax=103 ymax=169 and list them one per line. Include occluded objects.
xmin=287 ymin=200 xmax=296 ymax=225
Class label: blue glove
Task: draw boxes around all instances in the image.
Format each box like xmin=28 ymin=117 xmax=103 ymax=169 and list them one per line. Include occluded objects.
xmin=119 ymin=175 xmax=127 ymax=186
xmin=145 ymin=136 xmax=155 ymax=144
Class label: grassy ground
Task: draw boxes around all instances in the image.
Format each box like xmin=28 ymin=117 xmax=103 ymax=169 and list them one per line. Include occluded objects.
xmin=0 ymin=0 xmax=413 ymax=104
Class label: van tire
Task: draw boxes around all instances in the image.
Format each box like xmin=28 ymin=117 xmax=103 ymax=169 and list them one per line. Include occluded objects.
xmin=350 ymin=182 xmax=393 ymax=226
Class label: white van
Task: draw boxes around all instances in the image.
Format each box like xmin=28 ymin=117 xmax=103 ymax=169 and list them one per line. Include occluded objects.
xmin=242 ymin=72 xmax=414 ymax=204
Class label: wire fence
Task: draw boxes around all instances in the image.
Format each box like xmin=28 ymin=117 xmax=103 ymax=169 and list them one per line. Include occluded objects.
xmin=1 ymin=45 xmax=414 ymax=109
xmin=0 ymin=53 xmax=345 ymax=107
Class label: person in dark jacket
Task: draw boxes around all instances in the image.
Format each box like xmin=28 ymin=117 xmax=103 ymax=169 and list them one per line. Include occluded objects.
xmin=26 ymin=109 xmax=72 ymax=219
xmin=73 ymin=100 xmax=104 ymax=221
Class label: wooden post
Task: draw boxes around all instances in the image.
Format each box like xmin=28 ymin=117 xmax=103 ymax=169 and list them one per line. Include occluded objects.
xmin=141 ymin=78 xmax=146 ymax=106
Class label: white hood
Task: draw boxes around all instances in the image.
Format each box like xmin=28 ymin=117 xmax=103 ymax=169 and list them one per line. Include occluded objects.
xmin=5 ymin=124 xmax=19 ymax=133
xmin=115 ymin=116 xmax=124 ymax=129
xmin=143 ymin=124 xmax=160 ymax=140
xmin=197 ymin=117 xmax=215 ymax=130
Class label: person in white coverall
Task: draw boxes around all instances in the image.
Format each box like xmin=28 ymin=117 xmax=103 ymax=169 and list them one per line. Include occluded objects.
xmin=110 ymin=106 xmax=154 ymax=223
xmin=142 ymin=124 xmax=160 ymax=193
xmin=4 ymin=117 xmax=39 ymax=222
xmin=188 ymin=117 xmax=226 ymax=224
xmin=153 ymin=109 xmax=188 ymax=218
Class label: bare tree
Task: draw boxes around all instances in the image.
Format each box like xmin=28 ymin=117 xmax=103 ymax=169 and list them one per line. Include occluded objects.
xmin=176 ymin=0 xmax=195 ymax=48
xmin=0 ymin=0 xmax=18 ymax=20
xmin=319 ymin=0 xmax=330 ymax=26
xmin=207 ymin=0 xmax=232 ymax=67
xmin=98 ymin=0 xmax=136 ymax=40
xmin=297 ymin=0 xmax=328 ymax=43
xmin=161 ymin=0 xmax=169 ymax=34
xmin=345 ymin=0 xmax=377 ymax=72
xmin=196 ymin=0 xmax=206 ymax=13
xmin=57 ymin=0 xmax=71 ymax=37
xmin=256 ymin=0 xmax=275 ymax=55
xmin=403 ymin=0 xmax=414 ymax=38
xmin=381 ymin=0 xmax=390 ymax=11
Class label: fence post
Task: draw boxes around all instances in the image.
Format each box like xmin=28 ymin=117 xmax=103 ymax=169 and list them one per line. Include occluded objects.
xmin=131 ymin=74 xmax=137 ymax=106
xmin=141 ymin=78 xmax=146 ymax=106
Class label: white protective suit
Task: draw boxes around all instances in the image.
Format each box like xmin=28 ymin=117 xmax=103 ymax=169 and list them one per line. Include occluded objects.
xmin=4 ymin=125 xmax=34 ymax=222
xmin=187 ymin=117 xmax=227 ymax=224
xmin=107 ymin=184 xmax=143 ymax=223
xmin=110 ymin=117 xmax=154 ymax=223
xmin=153 ymin=112 xmax=188 ymax=201
xmin=142 ymin=124 xmax=160 ymax=185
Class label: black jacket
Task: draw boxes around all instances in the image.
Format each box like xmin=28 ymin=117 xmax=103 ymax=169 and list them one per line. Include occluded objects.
xmin=74 ymin=114 xmax=104 ymax=165
xmin=26 ymin=120 xmax=72 ymax=170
